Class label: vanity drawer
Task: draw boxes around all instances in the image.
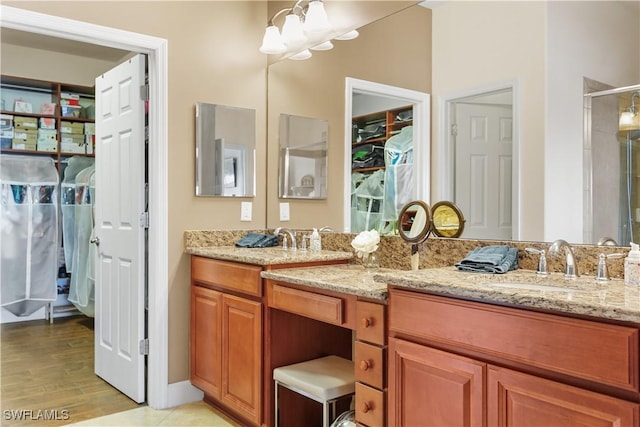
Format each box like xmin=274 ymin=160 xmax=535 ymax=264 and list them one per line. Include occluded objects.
xmin=355 ymin=341 xmax=385 ymax=389
xmin=389 ymin=289 xmax=640 ymax=393
xmin=268 ymin=283 xmax=344 ymax=326
xmin=356 ymin=301 xmax=386 ymax=345
xmin=191 ymin=256 xmax=262 ymax=297
xmin=355 ymin=382 xmax=385 ymax=427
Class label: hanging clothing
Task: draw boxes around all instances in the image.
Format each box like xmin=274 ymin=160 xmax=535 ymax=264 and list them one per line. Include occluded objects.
xmin=67 ymin=165 xmax=96 ymax=317
xmin=352 ymin=169 xmax=385 ymax=233
xmin=61 ymin=156 xmax=95 ymax=273
xmin=1 ymin=155 xmax=59 ymax=316
xmin=382 ymin=126 xmax=413 ymax=223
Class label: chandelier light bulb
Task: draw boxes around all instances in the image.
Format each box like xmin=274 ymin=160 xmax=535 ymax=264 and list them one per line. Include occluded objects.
xmin=304 ymin=0 xmax=331 ymax=34
xmin=311 ymin=40 xmax=333 ymax=51
xmin=289 ymin=49 xmax=312 ymax=60
xmin=259 ymin=25 xmax=286 ymax=54
xmin=281 ymin=13 xmax=306 ymax=46
xmin=335 ymin=29 xmax=359 ymax=41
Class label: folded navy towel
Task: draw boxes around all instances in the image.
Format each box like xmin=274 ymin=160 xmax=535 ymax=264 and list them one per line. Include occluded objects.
xmin=235 ymin=233 xmax=279 ymax=248
xmin=455 ymin=245 xmax=518 ymax=274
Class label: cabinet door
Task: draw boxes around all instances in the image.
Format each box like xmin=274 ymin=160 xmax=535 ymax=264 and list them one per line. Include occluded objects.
xmin=488 ymin=365 xmax=640 ymax=427
xmin=388 ymin=337 xmax=485 ymax=427
xmin=221 ymin=293 xmax=262 ymax=426
xmin=190 ymin=285 xmax=222 ymax=399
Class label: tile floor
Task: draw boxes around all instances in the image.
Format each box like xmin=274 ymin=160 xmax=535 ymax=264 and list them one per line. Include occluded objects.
xmin=66 ymin=401 xmax=240 ymax=427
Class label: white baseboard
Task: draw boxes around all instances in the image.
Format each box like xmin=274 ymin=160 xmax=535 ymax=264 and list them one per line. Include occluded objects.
xmin=164 ymin=380 xmax=204 ymax=409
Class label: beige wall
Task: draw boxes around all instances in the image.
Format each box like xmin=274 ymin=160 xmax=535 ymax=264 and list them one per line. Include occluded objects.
xmin=266 ymin=5 xmax=432 ymax=229
xmin=2 ymin=0 xmax=268 ymax=383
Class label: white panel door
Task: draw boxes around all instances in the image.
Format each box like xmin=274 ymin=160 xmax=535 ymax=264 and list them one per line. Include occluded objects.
xmin=455 ymin=103 xmax=512 ymax=240
xmin=94 ymin=54 xmax=146 ymax=403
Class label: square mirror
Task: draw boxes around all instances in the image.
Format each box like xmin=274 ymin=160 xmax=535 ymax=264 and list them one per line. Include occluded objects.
xmin=278 ymin=113 xmax=328 ymax=199
xmin=195 ymin=102 xmax=256 ymax=197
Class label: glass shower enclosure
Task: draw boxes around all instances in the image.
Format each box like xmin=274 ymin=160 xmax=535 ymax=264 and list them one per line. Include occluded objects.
xmin=585 ymin=83 xmax=640 ymax=246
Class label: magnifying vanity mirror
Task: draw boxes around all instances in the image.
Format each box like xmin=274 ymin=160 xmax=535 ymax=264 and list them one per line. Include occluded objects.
xmin=278 ymin=114 xmax=328 ymax=199
xmin=431 ymin=201 xmax=466 ymax=238
xmin=397 ymin=200 xmax=432 ymax=244
xmin=195 ymin=102 xmax=256 ymax=197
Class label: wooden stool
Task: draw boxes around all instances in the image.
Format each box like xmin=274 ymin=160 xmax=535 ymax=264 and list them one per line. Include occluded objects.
xmin=273 ymin=355 xmax=355 ymax=427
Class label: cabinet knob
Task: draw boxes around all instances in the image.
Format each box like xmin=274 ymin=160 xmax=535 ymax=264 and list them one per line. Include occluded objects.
xmin=359 ymin=360 xmax=370 ymax=371
xmin=361 ymin=317 xmax=372 ymax=328
xmin=361 ymin=402 xmax=372 ymax=413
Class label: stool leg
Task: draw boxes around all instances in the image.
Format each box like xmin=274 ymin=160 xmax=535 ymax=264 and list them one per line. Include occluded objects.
xmin=274 ymin=381 xmax=279 ymax=427
xmin=323 ymin=401 xmax=330 ymax=427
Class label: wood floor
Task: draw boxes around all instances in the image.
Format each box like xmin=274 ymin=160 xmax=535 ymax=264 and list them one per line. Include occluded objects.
xmin=1 ymin=315 xmax=142 ymax=426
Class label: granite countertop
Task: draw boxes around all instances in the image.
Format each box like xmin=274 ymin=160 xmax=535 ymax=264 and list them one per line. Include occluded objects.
xmin=376 ymin=267 xmax=640 ymax=324
xmin=186 ymin=246 xmax=353 ymax=266
xmin=261 ymin=264 xmax=390 ymax=301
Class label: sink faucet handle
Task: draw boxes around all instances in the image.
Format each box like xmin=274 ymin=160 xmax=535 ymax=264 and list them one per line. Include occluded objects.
xmin=596 ymin=252 xmax=624 ymax=282
xmin=525 ymin=248 xmax=549 ymax=276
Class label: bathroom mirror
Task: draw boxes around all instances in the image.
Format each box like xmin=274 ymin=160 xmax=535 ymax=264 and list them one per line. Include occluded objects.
xmin=266 ymin=1 xmax=638 ymax=243
xmin=195 ymin=102 xmax=256 ymax=197
xmin=278 ymin=114 xmax=328 ymax=199
xmin=431 ymin=201 xmax=465 ymax=238
xmin=397 ymin=200 xmax=432 ymax=244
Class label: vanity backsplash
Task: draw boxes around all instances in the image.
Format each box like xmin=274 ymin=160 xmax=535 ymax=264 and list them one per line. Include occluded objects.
xmin=184 ymin=230 xmax=628 ymax=279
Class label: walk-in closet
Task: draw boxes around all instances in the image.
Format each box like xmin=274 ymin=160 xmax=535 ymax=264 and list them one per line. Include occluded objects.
xmin=0 ymin=29 xmax=141 ymax=422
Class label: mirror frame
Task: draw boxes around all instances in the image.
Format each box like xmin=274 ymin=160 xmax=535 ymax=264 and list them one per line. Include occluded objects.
xmin=431 ymin=200 xmax=466 ymax=238
xmin=397 ymin=200 xmax=432 ymax=244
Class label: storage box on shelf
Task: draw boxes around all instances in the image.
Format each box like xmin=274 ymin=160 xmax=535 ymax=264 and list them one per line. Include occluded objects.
xmin=0 ymin=75 xmax=95 ymax=166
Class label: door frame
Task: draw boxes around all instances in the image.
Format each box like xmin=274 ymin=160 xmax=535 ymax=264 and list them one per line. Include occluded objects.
xmin=439 ymin=81 xmax=521 ymax=240
xmin=0 ymin=6 xmax=170 ymax=409
xmin=344 ymin=77 xmax=431 ymax=232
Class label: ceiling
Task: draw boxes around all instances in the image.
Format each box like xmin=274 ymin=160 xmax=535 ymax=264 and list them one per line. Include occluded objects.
xmin=1 ymin=27 xmax=130 ymax=61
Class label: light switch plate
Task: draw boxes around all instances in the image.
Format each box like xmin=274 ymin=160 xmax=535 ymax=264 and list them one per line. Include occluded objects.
xmin=279 ymin=202 xmax=290 ymax=221
xmin=240 ymin=202 xmax=252 ymax=221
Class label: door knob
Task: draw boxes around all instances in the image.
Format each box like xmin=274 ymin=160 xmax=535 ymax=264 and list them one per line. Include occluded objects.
xmin=90 ymin=236 xmax=100 ymax=246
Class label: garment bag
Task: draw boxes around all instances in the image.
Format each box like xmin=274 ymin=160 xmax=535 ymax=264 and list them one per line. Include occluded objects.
xmin=61 ymin=157 xmax=95 ymax=273
xmin=352 ymin=169 xmax=385 ymax=233
xmin=67 ymin=165 xmax=96 ymax=317
xmin=1 ymin=155 xmax=59 ymax=316
xmin=382 ymin=126 xmax=414 ymax=223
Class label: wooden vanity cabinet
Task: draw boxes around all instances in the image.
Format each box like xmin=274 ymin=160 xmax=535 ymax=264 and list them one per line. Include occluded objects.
xmin=388 ymin=287 xmax=640 ymax=427
xmin=190 ymin=256 xmax=263 ymax=426
xmin=355 ymin=300 xmax=387 ymax=427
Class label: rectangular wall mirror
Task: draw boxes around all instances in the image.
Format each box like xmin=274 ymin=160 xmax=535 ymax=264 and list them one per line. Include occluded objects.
xmin=278 ymin=113 xmax=328 ymax=199
xmin=195 ymin=102 xmax=256 ymax=197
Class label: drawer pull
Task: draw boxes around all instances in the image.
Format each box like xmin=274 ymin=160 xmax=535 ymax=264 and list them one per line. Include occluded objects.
xmin=361 ymin=317 xmax=372 ymax=328
xmin=361 ymin=402 xmax=372 ymax=413
xmin=359 ymin=360 xmax=371 ymax=371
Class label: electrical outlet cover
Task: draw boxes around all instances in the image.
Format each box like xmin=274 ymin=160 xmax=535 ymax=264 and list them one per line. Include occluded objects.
xmin=279 ymin=202 xmax=290 ymax=221
xmin=241 ymin=202 xmax=252 ymax=221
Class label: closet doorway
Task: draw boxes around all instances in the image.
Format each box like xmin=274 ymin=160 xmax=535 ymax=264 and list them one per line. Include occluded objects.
xmin=0 ymin=5 xmax=170 ymax=410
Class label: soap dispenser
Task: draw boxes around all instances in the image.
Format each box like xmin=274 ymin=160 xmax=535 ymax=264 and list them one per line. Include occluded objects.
xmin=310 ymin=228 xmax=322 ymax=251
xmin=624 ymin=242 xmax=640 ymax=286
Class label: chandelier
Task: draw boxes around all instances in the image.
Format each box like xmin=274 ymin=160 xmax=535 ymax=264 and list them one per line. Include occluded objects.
xmin=259 ymin=0 xmax=359 ymax=60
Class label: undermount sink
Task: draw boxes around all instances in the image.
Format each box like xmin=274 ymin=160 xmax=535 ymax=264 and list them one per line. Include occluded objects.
xmin=487 ymin=282 xmax=576 ymax=293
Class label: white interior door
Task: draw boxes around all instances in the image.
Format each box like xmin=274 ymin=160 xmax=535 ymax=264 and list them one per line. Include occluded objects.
xmin=454 ymin=102 xmax=513 ymax=240
xmin=94 ymin=54 xmax=146 ymax=403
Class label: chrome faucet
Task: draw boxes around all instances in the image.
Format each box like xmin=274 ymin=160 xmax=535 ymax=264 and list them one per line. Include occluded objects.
xmin=548 ymin=239 xmax=578 ymax=278
xmin=274 ymin=227 xmax=297 ymax=251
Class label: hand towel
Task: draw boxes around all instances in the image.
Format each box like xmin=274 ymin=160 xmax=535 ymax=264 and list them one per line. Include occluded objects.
xmin=455 ymin=245 xmax=518 ymax=274
xmin=235 ymin=233 xmax=278 ymax=248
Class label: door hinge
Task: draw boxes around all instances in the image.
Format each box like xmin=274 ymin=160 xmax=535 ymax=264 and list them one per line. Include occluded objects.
xmin=140 ymin=84 xmax=149 ymax=101
xmin=139 ymin=211 xmax=149 ymax=229
xmin=451 ymin=123 xmax=458 ymax=136
xmin=139 ymin=338 xmax=149 ymax=356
